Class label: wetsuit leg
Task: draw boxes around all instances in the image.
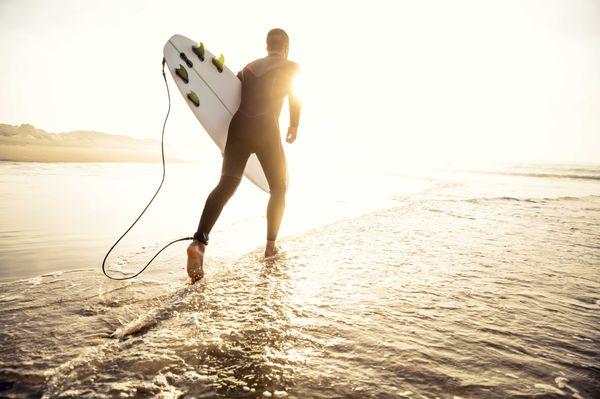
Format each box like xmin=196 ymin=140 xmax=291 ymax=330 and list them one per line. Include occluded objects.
xmin=255 ymin=131 xmax=287 ymax=242
xmin=193 ymin=117 xmax=251 ymax=244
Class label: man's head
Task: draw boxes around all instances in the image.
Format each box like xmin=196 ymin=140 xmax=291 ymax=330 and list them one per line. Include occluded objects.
xmin=266 ymin=28 xmax=289 ymax=58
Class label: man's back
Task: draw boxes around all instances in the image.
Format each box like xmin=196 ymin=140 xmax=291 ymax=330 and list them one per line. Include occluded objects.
xmin=237 ymin=55 xmax=299 ymax=119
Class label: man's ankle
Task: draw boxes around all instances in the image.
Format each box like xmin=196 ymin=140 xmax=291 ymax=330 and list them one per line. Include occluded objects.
xmin=190 ymin=240 xmax=206 ymax=250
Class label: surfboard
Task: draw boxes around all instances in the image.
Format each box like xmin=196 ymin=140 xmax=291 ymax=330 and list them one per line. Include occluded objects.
xmin=163 ymin=34 xmax=269 ymax=192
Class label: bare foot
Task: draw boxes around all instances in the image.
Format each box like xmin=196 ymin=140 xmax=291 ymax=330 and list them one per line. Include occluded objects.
xmin=264 ymin=240 xmax=280 ymax=259
xmin=187 ymin=240 xmax=205 ymax=284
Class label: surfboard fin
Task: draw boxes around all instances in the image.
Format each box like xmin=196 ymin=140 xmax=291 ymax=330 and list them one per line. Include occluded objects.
xmin=175 ymin=65 xmax=189 ymax=83
xmin=179 ymin=52 xmax=193 ymax=68
xmin=192 ymin=42 xmax=205 ymax=61
xmin=212 ymin=54 xmax=225 ymax=73
xmin=187 ymin=91 xmax=200 ymax=107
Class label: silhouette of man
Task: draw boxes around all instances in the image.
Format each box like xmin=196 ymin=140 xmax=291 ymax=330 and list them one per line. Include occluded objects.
xmin=187 ymin=28 xmax=301 ymax=283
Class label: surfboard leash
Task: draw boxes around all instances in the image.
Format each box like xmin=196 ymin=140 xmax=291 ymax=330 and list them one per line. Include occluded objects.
xmin=101 ymin=58 xmax=193 ymax=281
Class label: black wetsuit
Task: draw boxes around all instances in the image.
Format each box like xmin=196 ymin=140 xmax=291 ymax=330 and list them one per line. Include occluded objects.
xmin=193 ymin=54 xmax=301 ymax=244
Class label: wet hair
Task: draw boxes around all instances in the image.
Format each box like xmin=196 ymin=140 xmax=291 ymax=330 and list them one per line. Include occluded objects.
xmin=266 ymin=28 xmax=289 ymax=53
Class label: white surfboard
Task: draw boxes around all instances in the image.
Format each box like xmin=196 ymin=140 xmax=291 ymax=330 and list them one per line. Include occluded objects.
xmin=163 ymin=34 xmax=269 ymax=192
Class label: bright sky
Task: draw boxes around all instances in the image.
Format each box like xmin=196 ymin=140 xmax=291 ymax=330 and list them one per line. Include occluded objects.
xmin=1 ymin=0 xmax=599 ymax=167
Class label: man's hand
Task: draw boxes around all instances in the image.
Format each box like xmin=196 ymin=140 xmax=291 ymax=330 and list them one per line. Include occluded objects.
xmin=286 ymin=126 xmax=298 ymax=143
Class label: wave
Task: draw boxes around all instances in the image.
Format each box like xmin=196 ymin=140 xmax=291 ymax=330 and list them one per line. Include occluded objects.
xmin=465 ymin=196 xmax=540 ymax=204
xmin=111 ymin=283 xmax=196 ymax=339
xmin=485 ymin=171 xmax=600 ymax=181
xmin=464 ymin=195 xmax=600 ymax=204
xmin=42 ymin=340 xmax=118 ymax=398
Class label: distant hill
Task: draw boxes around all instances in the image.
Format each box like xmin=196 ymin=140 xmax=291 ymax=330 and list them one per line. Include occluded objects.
xmin=0 ymin=123 xmax=179 ymax=162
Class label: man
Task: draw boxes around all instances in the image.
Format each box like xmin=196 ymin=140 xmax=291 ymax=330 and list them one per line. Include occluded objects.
xmin=186 ymin=28 xmax=301 ymax=283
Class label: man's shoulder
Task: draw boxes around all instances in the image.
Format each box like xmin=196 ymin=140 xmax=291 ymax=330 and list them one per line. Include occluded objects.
xmin=283 ymin=60 xmax=300 ymax=77
xmin=248 ymin=56 xmax=297 ymax=66
xmin=244 ymin=56 xmax=298 ymax=77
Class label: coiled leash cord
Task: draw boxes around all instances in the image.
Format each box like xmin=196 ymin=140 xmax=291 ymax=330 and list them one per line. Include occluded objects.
xmin=101 ymin=58 xmax=193 ymax=280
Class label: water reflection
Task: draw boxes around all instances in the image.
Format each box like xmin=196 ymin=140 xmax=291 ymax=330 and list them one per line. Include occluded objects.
xmin=1 ymin=162 xmax=599 ymax=398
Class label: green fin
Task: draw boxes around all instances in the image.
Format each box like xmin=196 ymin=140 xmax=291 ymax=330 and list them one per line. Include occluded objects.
xmin=175 ymin=64 xmax=189 ymax=83
xmin=192 ymin=42 xmax=205 ymax=61
xmin=187 ymin=91 xmax=200 ymax=107
xmin=212 ymin=54 xmax=224 ymax=73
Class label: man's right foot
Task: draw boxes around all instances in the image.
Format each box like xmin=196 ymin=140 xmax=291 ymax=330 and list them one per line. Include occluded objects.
xmin=187 ymin=240 xmax=205 ymax=284
xmin=264 ymin=240 xmax=280 ymax=259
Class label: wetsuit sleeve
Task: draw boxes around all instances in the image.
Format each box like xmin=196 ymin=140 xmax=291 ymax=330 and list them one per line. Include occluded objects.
xmin=288 ymin=64 xmax=301 ymax=127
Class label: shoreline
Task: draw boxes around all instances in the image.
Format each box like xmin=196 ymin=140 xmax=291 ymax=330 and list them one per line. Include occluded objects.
xmin=0 ymin=146 xmax=189 ymax=163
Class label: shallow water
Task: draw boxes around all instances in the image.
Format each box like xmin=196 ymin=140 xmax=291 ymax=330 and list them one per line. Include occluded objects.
xmin=0 ymin=162 xmax=599 ymax=398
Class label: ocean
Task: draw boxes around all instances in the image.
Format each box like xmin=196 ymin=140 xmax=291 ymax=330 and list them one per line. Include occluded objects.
xmin=0 ymin=161 xmax=598 ymax=398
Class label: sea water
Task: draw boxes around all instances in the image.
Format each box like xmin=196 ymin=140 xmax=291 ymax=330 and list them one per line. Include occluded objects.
xmin=0 ymin=161 xmax=598 ymax=398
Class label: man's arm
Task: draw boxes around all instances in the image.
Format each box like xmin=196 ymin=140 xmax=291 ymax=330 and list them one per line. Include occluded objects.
xmin=287 ymin=65 xmax=302 ymax=144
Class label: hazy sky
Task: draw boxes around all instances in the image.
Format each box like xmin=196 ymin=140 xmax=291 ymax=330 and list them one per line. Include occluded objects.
xmin=1 ymin=0 xmax=599 ymax=166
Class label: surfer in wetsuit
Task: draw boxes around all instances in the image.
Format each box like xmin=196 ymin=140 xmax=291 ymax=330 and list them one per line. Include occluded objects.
xmin=186 ymin=28 xmax=301 ymax=283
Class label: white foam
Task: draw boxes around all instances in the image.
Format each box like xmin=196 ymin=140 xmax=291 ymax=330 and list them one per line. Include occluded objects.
xmin=533 ymin=383 xmax=565 ymax=395
xmin=111 ymin=283 xmax=194 ymax=339
xmin=27 ymin=276 xmax=43 ymax=285
xmin=112 ymin=308 xmax=161 ymax=339
xmin=0 ymin=294 xmax=24 ymax=302
xmin=41 ymin=271 xmax=64 ymax=278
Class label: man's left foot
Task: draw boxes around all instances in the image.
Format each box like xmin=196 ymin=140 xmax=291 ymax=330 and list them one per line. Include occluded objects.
xmin=187 ymin=240 xmax=205 ymax=284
